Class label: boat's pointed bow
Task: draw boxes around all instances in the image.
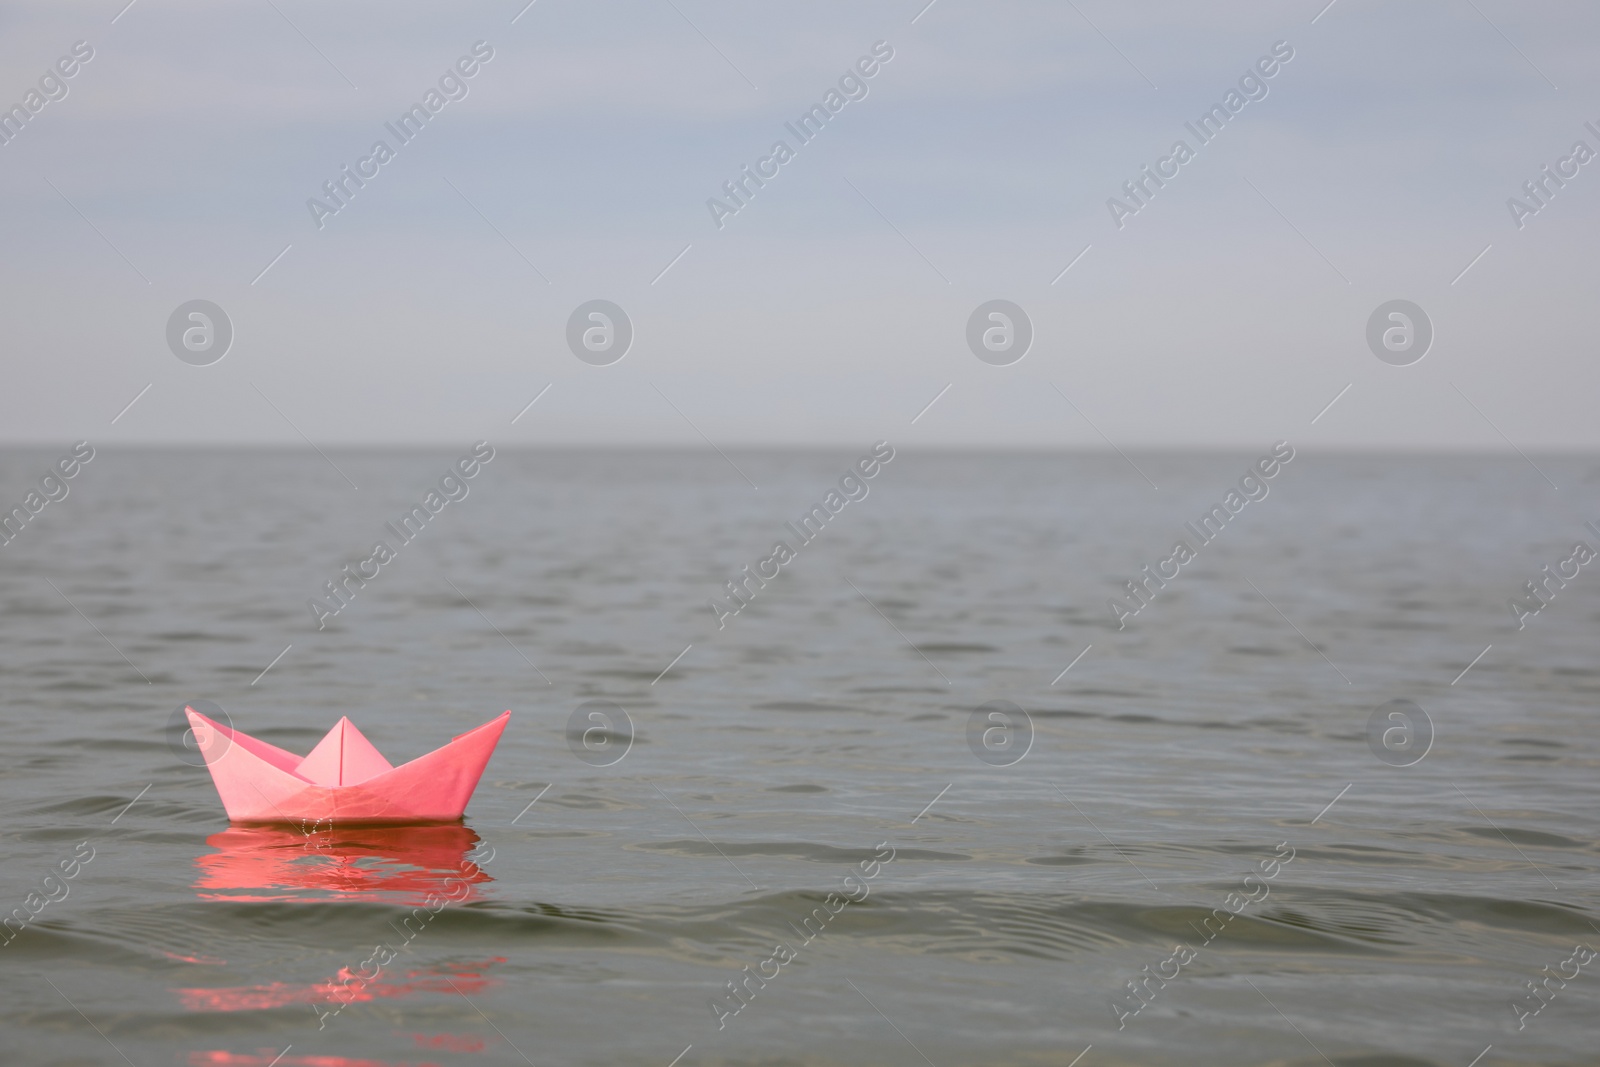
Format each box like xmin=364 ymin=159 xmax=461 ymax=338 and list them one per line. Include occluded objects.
xmin=455 ymin=709 xmax=512 ymax=744
xmin=182 ymin=706 xmax=311 ymax=822
xmin=183 ymin=705 xmax=234 ymax=767
xmin=363 ymin=711 xmax=512 ymax=821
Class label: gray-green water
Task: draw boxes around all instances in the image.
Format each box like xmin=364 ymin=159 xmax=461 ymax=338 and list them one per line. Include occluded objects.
xmin=1 ymin=447 xmax=1596 ymax=1066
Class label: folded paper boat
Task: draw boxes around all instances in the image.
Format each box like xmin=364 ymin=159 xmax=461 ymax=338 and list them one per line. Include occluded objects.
xmin=184 ymin=706 xmax=509 ymax=824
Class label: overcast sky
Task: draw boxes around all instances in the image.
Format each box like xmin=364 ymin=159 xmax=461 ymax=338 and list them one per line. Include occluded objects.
xmin=1 ymin=0 xmax=1595 ymax=448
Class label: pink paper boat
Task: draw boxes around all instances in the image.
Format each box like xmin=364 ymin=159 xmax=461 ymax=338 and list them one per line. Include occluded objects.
xmin=184 ymin=706 xmax=509 ymax=825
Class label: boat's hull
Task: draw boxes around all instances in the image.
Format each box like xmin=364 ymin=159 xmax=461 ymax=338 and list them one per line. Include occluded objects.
xmin=185 ymin=707 xmax=509 ymax=825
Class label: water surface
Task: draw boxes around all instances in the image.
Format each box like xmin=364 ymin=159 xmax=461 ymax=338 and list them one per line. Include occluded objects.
xmin=1 ymin=447 xmax=1596 ymax=1066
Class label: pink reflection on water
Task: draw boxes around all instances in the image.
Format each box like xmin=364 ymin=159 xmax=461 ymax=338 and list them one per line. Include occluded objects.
xmin=404 ymin=1033 xmax=487 ymax=1053
xmin=194 ymin=823 xmax=492 ymax=904
xmin=189 ymin=1051 xmax=444 ymax=1066
xmin=176 ymin=959 xmax=503 ymax=1013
